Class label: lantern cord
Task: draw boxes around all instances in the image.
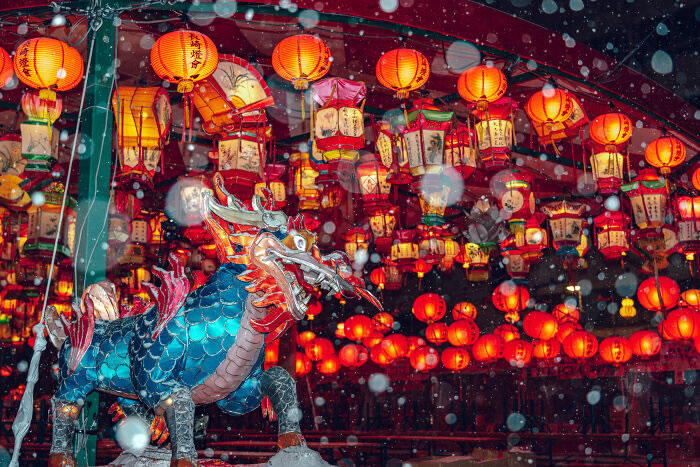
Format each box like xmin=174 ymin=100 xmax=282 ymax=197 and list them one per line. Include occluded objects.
xmin=300 ymin=90 xmax=305 ymax=121
xmin=8 ymin=30 xmax=98 ymax=467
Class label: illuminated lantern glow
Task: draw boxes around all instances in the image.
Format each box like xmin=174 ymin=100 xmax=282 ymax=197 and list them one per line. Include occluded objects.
xmin=425 ymin=322 xmax=449 ymax=345
xmin=409 ymin=346 xmax=439 ymax=372
xmin=471 ymin=334 xmax=505 ymax=362
xmin=503 ymin=339 xmax=533 ymax=366
xmin=675 ymin=196 xmax=700 ymax=258
xmin=523 ymin=312 xmax=558 ymax=340
xmin=492 ymin=281 xmax=530 ymax=315
xmin=645 ymin=136 xmax=686 ymax=174
xmin=494 ymin=324 xmax=521 ymax=343
xmin=317 ymin=354 xmax=341 ymax=374
xmin=363 ymin=331 xmax=384 ymax=349
xmin=591 ymin=151 xmax=625 ymax=194
xmin=464 ymin=242 xmax=493 ymax=282
xmin=521 ymin=214 xmax=549 ymax=263
xmin=370 ymin=268 xmax=386 ymax=291
xmin=0 ymin=47 xmax=12 ymax=88
xmin=417 ymin=173 xmax=454 ymax=227
xmin=343 ymin=227 xmax=369 ymax=264
xmin=620 ymin=298 xmax=637 ymax=319
xmin=447 ymin=319 xmax=479 ymax=347
xmin=272 ymin=34 xmax=330 ymax=90
xmin=500 ymin=236 xmax=530 ymax=282
xmin=637 ymin=276 xmax=679 ymax=313
xmin=441 ymin=347 xmax=470 ymax=371
xmin=598 ymin=337 xmax=633 ymax=364
xmin=407 ymin=336 xmax=427 ymax=356
xmin=344 ymin=315 xmax=373 ymax=342
xmin=629 ymin=330 xmax=661 ymax=358
xmin=335 ymin=323 xmax=346 ymax=339
xmin=24 ymin=183 xmax=76 ymax=259
xmin=375 ymin=121 xmax=412 ymax=185
xmin=306 ymin=300 xmax=322 ymax=321
xmin=412 ymin=293 xmax=447 ymax=323
xmin=525 ymin=87 xmax=574 ymax=131
xmin=177 ymin=173 xmax=215 ymax=245
xmin=290 ymin=152 xmax=320 ymax=212
xmin=372 ymin=312 xmax=394 ymax=334
xmin=255 ymin=164 xmax=287 ymax=211
xmin=441 ymin=238 xmax=461 ymax=271
xmin=264 ymin=339 xmax=279 ymax=368
xmin=380 ymin=333 xmax=408 ymax=359
xmin=593 ymin=211 xmax=630 ymax=260
xmin=541 ymin=201 xmax=587 ymax=257
xmin=589 ymin=113 xmax=633 ymax=152
xmin=339 ymin=344 xmax=369 ymax=367
xmin=556 ymin=321 xmax=582 ymax=344
xmin=493 ymin=170 xmax=536 ymax=243
xmin=399 ymin=99 xmax=454 ymax=177
xmin=53 ymin=275 xmax=74 ymax=300
xmin=376 ymin=48 xmax=430 ymax=99
xmin=296 ymin=352 xmax=312 ymax=376
xmin=470 ymin=98 xmax=517 ymax=169
xmin=383 ymin=263 xmax=403 ymax=291
xmin=217 ymin=125 xmax=269 ymax=195
xmin=391 ymin=229 xmax=419 ymax=273
xmin=693 ymin=167 xmax=700 ymax=191
xmin=297 ymin=330 xmax=316 ymax=347
xmin=664 ymin=308 xmax=700 ymax=340
xmin=357 ymin=156 xmax=391 ymax=213
xmin=370 ymin=344 xmax=395 ymax=365
xmin=457 ymin=65 xmax=507 ymax=110
xmin=13 ymin=38 xmax=83 ymax=96
xmin=417 ymin=225 xmax=446 ymax=265
xmin=680 ymin=289 xmax=700 ymax=309
xmin=368 ymin=207 xmax=398 ymax=254
xmin=552 ymin=303 xmax=580 ymax=323
xmin=562 ymin=331 xmax=598 ymax=360
xmin=305 ymin=337 xmax=334 ymax=361
xmin=621 ymin=170 xmax=667 ymax=230
xmin=532 ymin=339 xmax=560 ymax=359
xmin=452 ymin=302 xmax=477 ymax=320
xmin=444 ymin=123 xmax=477 ymax=180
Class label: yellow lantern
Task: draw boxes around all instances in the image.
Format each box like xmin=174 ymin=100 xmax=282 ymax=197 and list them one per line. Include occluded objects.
xmin=290 ymin=152 xmax=320 ymax=212
xmin=619 ymin=298 xmax=636 ymax=319
xmin=390 ymin=229 xmax=419 ymax=272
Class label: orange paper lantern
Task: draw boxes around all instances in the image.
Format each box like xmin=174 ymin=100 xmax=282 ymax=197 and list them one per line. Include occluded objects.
xmin=494 ymin=324 xmax=521 ymax=343
xmin=457 ymin=65 xmax=507 ymax=109
xmin=637 ymin=276 xmax=680 ymax=312
xmin=452 ymin=301 xmax=477 ymax=320
xmin=306 ymin=300 xmax=322 ymax=321
xmin=589 ymin=113 xmax=633 ymax=151
xmin=645 ymin=136 xmax=686 ymax=174
xmin=363 ymin=331 xmax=384 ymax=349
xmin=370 ymin=344 xmax=395 ymax=365
xmin=272 ymin=34 xmax=331 ymax=90
xmin=412 ymin=293 xmax=447 ymax=323
xmin=150 ymin=31 xmax=218 ymax=93
xmin=14 ymin=38 xmax=83 ymax=95
xmin=533 ymin=339 xmax=560 ymax=359
xmin=447 ymin=319 xmax=479 ymax=347
xmin=492 ymin=282 xmax=530 ymax=314
xmin=523 ymin=311 xmax=559 ymax=340
xmin=471 ymin=334 xmax=504 ymax=362
xmin=525 ymin=87 xmax=574 ymax=129
xmin=0 ymin=47 xmax=13 ymax=89
xmin=552 ymin=303 xmax=580 ymax=323
xmin=598 ymin=336 xmax=633 ymax=364
xmin=680 ymin=289 xmax=700 ymax=309
xmin=264 ymin=339 xmax=279 ymax=367
xmin=305 ymin=337 xmax=334 ymax=361
xmin=380 ymin=333 xmax=408 ymax=359
xmin=376 ymin=48 xmax=430 ymax=99
xmin=370 ymin=268 xmax=386 ymax=290
xmin=563 ymin=331 xmax=598 ymax=360
xmin=664 ymin=308 xmax=700 ymax=340
xmin=339 ymin=344 xmax=369 ymax=367
xmin=629 ymin=330 xmax=661 ymax=358
xmin=317 ymin=354 xmax=341 ymax=374
xmin=441 ymin=347 xmax=470 ymax=371
xmin=693 ymin=167 xmax=700 ymax=191
xmin=296 ymin=352 xmax=312 ymax=376
xmin=372 ymin=312 xmax=394 ymax=334
xmin=425 ymin=322 xmax=449 ymax=345
xmin=344 ymin=315 xmax=374 ymax=342
xmin=556 ymin=321 xmax=582 ymax=344
xmin=409 ymin=345 xmax=439 ymax=372
xmin=503 ymin=339 xmax=533 ymax=365
xmin=297 ymin=330 xmax=316 ymax=347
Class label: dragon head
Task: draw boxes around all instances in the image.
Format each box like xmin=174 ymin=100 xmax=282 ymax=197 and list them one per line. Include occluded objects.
xmin=202 ymin=174 xmax=381 ymax=341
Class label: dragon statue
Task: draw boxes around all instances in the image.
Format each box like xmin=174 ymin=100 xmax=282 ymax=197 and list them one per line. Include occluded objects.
xmin=45 ymin=174 xmax=381 ymax=466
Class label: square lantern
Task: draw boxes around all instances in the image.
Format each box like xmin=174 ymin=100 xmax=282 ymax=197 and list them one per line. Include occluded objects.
xmin=398 ymin=99 xmax=454 ymax=177
xmin=417 ymin=224 xmax=446 ymax=265
xmin=541 ymin=201 xmax=587 ymax=257
xmin=676 ymin=196 xmax=700 ymax=258
xmin=290 ymin=152 xmax=321 ymax=212
xmin=444 ymin=122 xmax=477 ymax=180
xmin=593 ymin=211 xmax=630 ymax=261
xmin=495 ymin=170 xmax=536 ymax=241
xmin=0 ymin=134 xmax=26 ymax=177
xmin=119 ymin=215 xmax=152 ymax=266
xmin=357 ymin=154 xmax=391 ymax=212
xmin=217 ymin=125 xmax=269 ymax=196
xmin=500 ymin=236 xmax=530 ymax=282
xmin=24 ymin=183 xmax=76 ymax=259
xmin=464 ymin=242 xmax=493 ymax=282
xmin=368 ymin=206 xmax=397 ymax=254
xmin=20 ymin=123 xmax=58 ymax=173
xmin=470 ymin=98 xmax=517 ymax=170
xmin=112 ymin=87 xmax=171 ymax=189
xmin=376 ymin=121 xmax=412 ymax=185
xmin=417 ymin=171 xmax=460 ymax=227
xmin=254 ymin=163 xmax=287 ymax=210
xmin=621 ymin=170 xmax=667 ymax=230
xmin=590 ymin=150 xmax=625 ymax=194
xmin=441 ymin=238 xmax=461 ymax=271
xmin=390 ymin=229 xmax=419 ymax=273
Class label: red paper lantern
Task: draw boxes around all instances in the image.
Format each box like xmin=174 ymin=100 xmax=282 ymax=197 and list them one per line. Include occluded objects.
xmin=556 ymin=321 xmax=583 ymax=344
xmin=370 ymin=344 xmax=395 ymax=365
xmin=425 ymin=322 xmax=449 ymax=345
xmin=589 ymin=113 xmax=633 ymax=151
xmin=447 ymin=319 xmax=479 ymax=347
xmin=373 ymin=312 xmax=394 ymax=334
xmin=380 ymin=333 xmax=408 ymax=359
xmin=680 ymin=289 xmax=700 ymax=309
xmin=664 ymin=308 xmax=700 ymax=340
xmin=532 ymin=339 xmax=560 ymax=359
xmin=296 ymin=352 xmax=312 ymax=376
xmin=14 ymin=38 xmax=84 ymax=95
xmin=363 ymin=331 xmax=384 ymax=349
xmin=563 ymin=331 xmax=598 ymax=360
xmin=471 ymin=334 xmax=505 ymax=362
xmin=370 ymin=268 xmax=386 ymax=291
xmin=525 ymin=87 xmax=574 ymax=130
xmin=412 ymin=293 xmax=447 ymax=323
xmin=593 ymin=211 xmax=630 ymax=261
xmin=407 ymin=336 xmax=427 ymax=356
xmin=598 ymin=337 xmax=633 ymax=364
xmin=503 ymin=339 xmax=533 ymax=365
xmin=693 ymin=167 xmax=700 ymax=191
xmin=645 ymin=136 xmax=686 ymax=174
xmin=492 ymin=282 xmax=530 ymax=314
xmin=298 ymin=330 xmax=316 ymax=348
xmin=637 ymin=276 xmax=680 ymax=312
xmin=317 ymin=354 xmax=341 ymax=374
xmin=272 ymin=34 xmax=331 ymax=90
xmin=409 ymin=346 xmax=439 ymax=372
xmin=344 ymin=315 xmax=373 ymax=342
xmin=376 ymin=48 xmax=430 ymax=99
xmin=306 ymin=300 xmax=322 ymax=321
xmin=552 ymin=303 xmax=580 ymax=323
xmin=457 ymin=65 xmax=507 ymax=109
xmin=441 ymin=347 xmax=470 ymax=371
xmin=494 ymin=324 xmax=521 ymax=343
xmin=523 ymin=311 xmax=558 ymax=340
xmin=629 ymin=330 xmax=661 ymax=358
xmin=0 ymin=47 xmax=13 ymax=89
xmin=414 ymin=258 xmax=433 ymax=278
xmin=452 ymin=302 xmax=477 ymax=320
xmin=305 ymin=337 xmax=334 ymax=361
xmin=264 ymin=339 xmax=279 ymax=368
xmin=339 ymin=344 xmax=369 ymax=367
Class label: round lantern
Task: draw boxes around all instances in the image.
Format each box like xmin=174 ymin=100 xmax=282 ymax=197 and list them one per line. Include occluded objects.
xmin=339 ymin=344 xmax=369 ymax=367
xmin=619 ymin=298 xmax=637 ymax=319
xmin=680 ymin=289 xmax=700 ymax=309
xmin=659 ymin=319 xmax=675 ymax=340
xmin=305 ymin=337 xmax=334 ymax=361
xmin=425 ymin=322 xmax=449 ymax=345
xmin=376 ymin=49 xmax=430 ymax=99
xmin=407 ymin=336 xmax=427 ymax=356
xmin=296 ymin=352 xmax=312 ymax=376
xmin=0 ymin=46 xmax=12 ymax=89
xmin=492 ymin=281 xmax=530 ymax=316
xmin=344 ymin=315 xmax=373 ymax=342
xmin=409 ymin=346 xmax=439 ymax=372
xmin=532 ymin=339 xmax=560 ymax=359
xmin=629 ymin=330 xmax=661 ymax=358
xmin=494 ymin=324 xmax=521 ymax=343
xmin=370 ymin=268 xmax=386 ymax=291
xmin=298 ymin=330 xmax=317 ymax=347
xmin=523 ymin=312 xmax=558 ymax=340
xmin=317 ymin=354 xmax=341 ymax=374
xmin=272 ymin=34 xmax=331 ymax=90
xmin=599 ymin=337 xmax=633 ymax=364
xmin=563 ymin=331 xmax=598 ymax=360
xmin=457 ymin=65 xmax=507 ymax=109
xmin=452 ymin=302 xmax=477 ymax=320
xmin=380 ymin=334 xmax=408 ymax=359
xmin=525 ymin=87 xmax=574 ymax=130
xmin=556 ymin=321 xmax=582 ymax=344
xmin=306 ymin=300 xmax=322 ymax=321
xmin=503 ymin=339 xmax=533 ymax=365
xmin=373 ymin=312 xmax=394 ymax=334
xmin=552 ymin=303 xmax=580 ymax=323
xmin=441 ymin=347 xmax=470 ymax=371
xmin=645 ymin=136 xmax=686 ymax=174
xmin=370 ymin=344 xmax=395 ymax=365
xmin=264 ymin=340 xmax=279 ymax=368
xmin=447 ymin=319 xmax=479 ymax=347
xmin=637 ymin=276 xmax=680 ymax=313
xmin=664 ymin=308 xmax=700 ymax=340
xmin=14 ymin=38 xmax=83 ymax=96
xmin=589 ymin=113 xmax=633 ymax=151
xmin=363 ymin=331 xmax=384 ymax=349
xmin=471 ymin=334 xmax=505 ymax=362
xmin=412 ymin=293 xmax=447 ymax=323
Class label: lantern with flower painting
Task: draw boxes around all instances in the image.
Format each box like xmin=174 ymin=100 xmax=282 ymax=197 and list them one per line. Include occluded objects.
xmin=343 ymin=227 xmax=369 ymax=264
xmin=357 ymin=154 xmax=391 ymax=212
xmin=217 ymin=125 xmax=269 ymax=196
xmin=621 ymin=170 xmax=667 ymax=230
xmin=593 ymin=211 xmax=630 ymax=261
xmin=541 ymin=201 xmax=587 ymax=257
xmin=590 ymin=149 xmax=625 ymax=195
xmin=500 ymin=236 xmax=530 ymax=282
xmin=444 ymin=122 xmax=477 ymax=180
xmin=367 ymin=206 xmax=397 ymax=254
xmin=391 ymin=229 xmax=419 ymax=273
xmin=290 ymin=152 xmax=321 ymax=212
xmin=493 ymin=170 xmax=536 ymax=242
xmin=464 ymin=242 xmax=493 ymax=282
xmin=399 ymin=99 xmax=454 ymax=177
xmin=675 ymin=196 xmax=700 ymax=259
xmin=112 ymin=87 xmax=171 ymax=189
xmin=470 ymin=98 xmax=517 ymax=170
xmin=23 ymin=182 xmax=76 ymax=259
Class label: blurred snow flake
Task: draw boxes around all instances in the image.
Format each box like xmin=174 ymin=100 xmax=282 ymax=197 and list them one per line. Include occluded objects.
xmin=542 ymin=0 xmax=558 ymax=14
xmin=569 ymin=0 xmax=584 ymax=11
xmin=214 ymin=0 xmax=237 ymax=18
xmin=368 ymin=373 xmax=390 ymax=394
xmin=651 ymin=50 xmax=673 ymax=74
xmin=379 ymin=0 xmax=398 ymax=13
xmin=115 ymin=416 xmax=150 ymax=456
xmin=298 ymin=9 xmax=320 ymax=28
xmin=507 ymin=412 xmax=526 ymax=431
xmin=445 ymin=41 xmax=481 ymax=73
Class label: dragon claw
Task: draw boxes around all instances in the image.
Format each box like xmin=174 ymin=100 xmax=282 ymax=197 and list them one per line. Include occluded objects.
xmin=261 ymin=396 xmax=276 ymax=421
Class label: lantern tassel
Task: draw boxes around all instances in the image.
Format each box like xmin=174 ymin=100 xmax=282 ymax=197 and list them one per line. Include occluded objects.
xmin=301 ymin=91 xmax=305 ymax=121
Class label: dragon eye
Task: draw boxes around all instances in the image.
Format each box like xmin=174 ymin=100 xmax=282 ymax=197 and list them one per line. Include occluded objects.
xmin=293 ymin=234 xmax=307 ymax=251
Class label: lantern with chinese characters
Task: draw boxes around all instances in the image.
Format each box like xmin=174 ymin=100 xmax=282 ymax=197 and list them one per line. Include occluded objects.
xmin=376 ymin=48 xmax=430 ymax=99
xmin=589 ymin=113 xmax=633 ymax=152
xmin=412 ymin=293 xmax=446 ymax=323
xmin=503 ymin=339 xmax=533 ymax=366
xmin=254 ymin=163 xmax=287 ymax=210
xmin=637 ymin=276 xmax=679 ymax=313
xmin=676 ymin=196 xmax=700 ymax=259
xmin=493 ymin=170 xmax=536 ymax=241
xmin=541 ymin=201 xmax=587 ymax=257
xmin=492 ymin=281 xmax=530 ymax=322
xmin=590 ymin=150 xmax=625 ymax=194
xmin=151 ymin=31 xmax=218 ymax=140
xmin=494 ymin=324 xmax=520 ymax=343
xmin=599 ymin=337 xmax=633 ymax=364
xmin=471 ymin=98 xmax=517 ymax=169
xmin=399 ymin=99 xmax=454 ymax=177
xmin=645 ymin=136 xmax=686 ymax=174
xmin=273 ymin=35 xmax=331 ymax=91
xmin=122 ymin=214 xmax=153 ymax=266
xmin=629 ymin=330 xmax=661 ymax=358
xmin=357 ymin=155 xmax=391 ymax=212
xmin=452 ymin=302 xmax=477 ymax=320
xmin=425 ymin=322 xmax=448 ymax=345
xmin=376 ymin=121 xmax=411 ymax=185
xmin=311 ymin=78 xmax=365 ymax=178
xmin=444 ymin=123 xmax=477 ymax=180
xmin=447 ymin=319 xmax=479 ymax=347
xmin=343 ymin=227 xmax=369 ymax=264
xmin=441 ymin=347 xmax=470 ymax=371
xmin=533 ymin=339 xmax=560 ymax=359
xmin=552 ymin=303 xmax=579 ymax=323
xmin=621 ymin=170 xmax=667 ymax=230
xmin=339 ymin=344 xmax=369 ymax=367
xmin=391 ymin=229 xmax=419 ymax=273
xmin=367 ymin=206 xmax=397 ymax=254
xmin=531 ymin=93 xmax=589 ymax=148
xmin=663 ymin=308 xmax=700 ymax=340
xmin=380 ymin=333 xmax=408 ymax=359
xmin=523 ymin=311 xmax=558 ymax=340
xmin=112 ymin=87 xmax=171 ymax=189
xmin=500 ymin=236 xmax=530 ymax=282
xmin=24 ymin=183 xmax=76 ymax=258
xmin=463 ymin=242 xmax=493 ymax=282
xmin=593 ymin=211 xmax=630 ymax=261
xmin=563 ymin=331 xmax=598 ymax=360
xmin=525 ymin=87 xmax=574 ymax=134
xmin=457 ymin=65 xmax=507 ymax=110
xmin=290 ymin=152 xmax=321 ymax=212
xmin=556 ymin=321 xmax=582 ymax=344
xmin=409 ymin=346 xmax=439 ymax=372
xmin=472 ymin=334 xmax=504 ymax=362
xmin=416 ymin=224 xmax=446 ymax=265
xmin=217 ymin=126 xmax=268 ymax=196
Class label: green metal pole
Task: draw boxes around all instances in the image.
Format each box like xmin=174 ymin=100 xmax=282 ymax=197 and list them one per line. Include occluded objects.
xmin=73 ymin=13 xmax=118 ymax=466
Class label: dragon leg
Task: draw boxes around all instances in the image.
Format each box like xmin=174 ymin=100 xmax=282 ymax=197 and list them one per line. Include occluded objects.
xmin=47 ymin=398 xmax=82 ymax=467
xmin=158 ymin=387 xmax=198 ymax=466
xmin=261 ymin=366 xmax=305 ymax=449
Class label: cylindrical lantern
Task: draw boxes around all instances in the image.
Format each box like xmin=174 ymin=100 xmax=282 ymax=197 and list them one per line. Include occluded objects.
xmin=645 ymin=136 xmax=686 ymax=174
xmin=523 ymin=311 xmax=558 ymax=340
xmin=447 ymin=319 xmax=479 ymax=347
xmin=590 ymin=151 xmax=625 ymax=194
xmin=503 ymin=339 xmax=533 ymax=366
xmin=409 ymin=346 xmax=439 ymax=372
xmin=562 ymin=331 xmax=598 ymax=360
xmin=500 ymin=236 xmax=530 ymax=282
xmin=441 ymin=347 xmax=470 ymax=371
xmin=412 ymin=293 xmax=446 ymax=323
xmin=637 ymin=276 xmax=679 ymax=313
xmin=598 ymin=337 xmax=633 ymax=364
xmin=541 ymin=200 xmax=587 ymax=257
xmin=664 ymin=308 xmax=700 ymax=340
xmin=376 ymin=49 xmax=430 ymax=99
xmin=24 ymin=182 xmax=76 ymax=258
xmin=425 ymin=322 xmax=448 ymax=345
xmin=629 ymin=330 xmax=661 ymax=358
xmin=621 ymin=170 xmax=667 ymax=230
xmin=589 ymin=113 xmax=633 ymax=152
xmin=471 ymin=334 xmax=505 ymax=362
xmin=675 ymin=196 xmax=700 ymax=258
xmin=470 ymin=98 xmax=517 ymax=169
xmin=593 ymin=211 xmax=630 ymax=260
xmin=417 ymin=225 xmax=446 ymax=265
